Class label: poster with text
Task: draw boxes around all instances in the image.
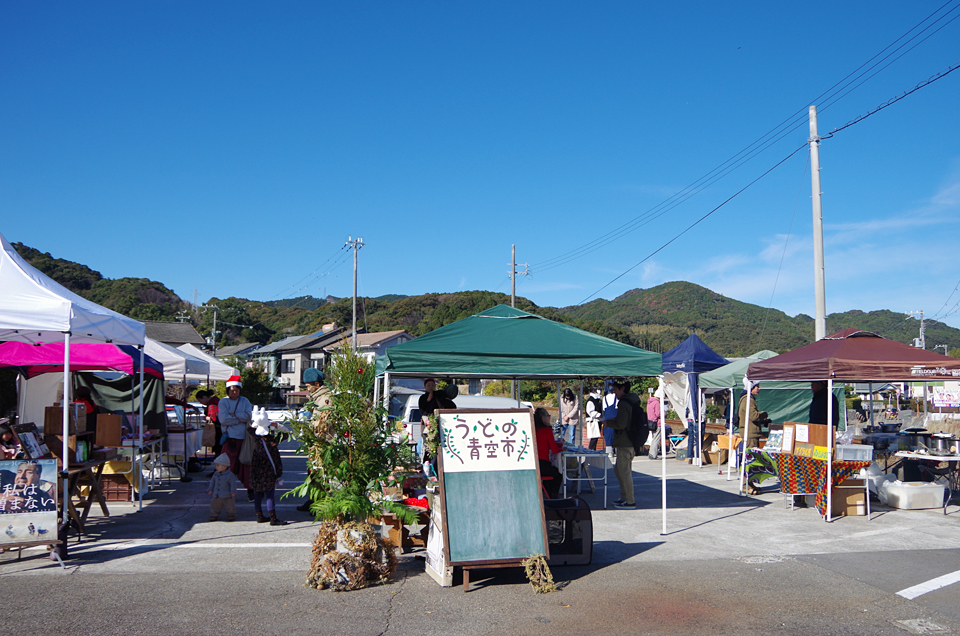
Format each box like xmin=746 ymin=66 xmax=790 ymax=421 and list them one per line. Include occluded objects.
xmin=0 ymin=458 xmax=59 ymax=547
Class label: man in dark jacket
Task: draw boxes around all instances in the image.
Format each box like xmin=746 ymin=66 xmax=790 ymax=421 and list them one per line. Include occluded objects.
xmin=809 ymin=381 xmax=840 ymax=427
xmin=609 ymin=380 xmax=638 ymax=509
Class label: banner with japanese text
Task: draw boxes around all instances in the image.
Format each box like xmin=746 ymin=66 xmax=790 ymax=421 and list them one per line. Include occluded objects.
xmin=0 ymin=458 xmax=59 ymax=547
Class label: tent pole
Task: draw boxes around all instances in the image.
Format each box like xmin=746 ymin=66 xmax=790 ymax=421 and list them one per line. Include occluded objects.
xmin=556 ymin=380 xmax=561 ymax=441
xmin=726 ymin=387 xmax=735 ymax=481
xmin=739 ymin=378 xmax=752 ymax=496
xmin=659 ymin=376 xmax=667 ymax=535
xmin=180 ymin=373 xmax=192 ymax=483
xmin=578 ymin=378 xmax=584 ymax=448
xmin=61 ymin=331 xmax=71 ymax=527
xmin=826 ymin=378 xmax=834 ymax=522
xmin=138 ymin=347 xmax=145 ymax=511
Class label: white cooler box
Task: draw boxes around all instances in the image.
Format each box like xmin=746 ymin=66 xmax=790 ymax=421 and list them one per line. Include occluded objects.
xmin=885 ymin=481 xmax=946 ymax=510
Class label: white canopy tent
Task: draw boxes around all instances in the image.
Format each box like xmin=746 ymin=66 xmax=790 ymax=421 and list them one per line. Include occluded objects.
xmin=144 ymin=338 xmax=210 ymax=379
xmin=0 ymin=231 xmax=146 ymax=528
xmin=176 ymin=343 xmax=238 ymax=381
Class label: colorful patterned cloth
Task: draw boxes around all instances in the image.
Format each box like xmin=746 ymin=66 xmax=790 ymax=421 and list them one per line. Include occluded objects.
xmin=744 ymin=448 xmax=779 ymax=487
xmin=772 ymin=453 xmax=871 ymax=516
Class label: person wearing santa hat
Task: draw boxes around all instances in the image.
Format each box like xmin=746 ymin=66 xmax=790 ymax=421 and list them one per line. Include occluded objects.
xmin=219 ymin=375 xmax=253 ymax=495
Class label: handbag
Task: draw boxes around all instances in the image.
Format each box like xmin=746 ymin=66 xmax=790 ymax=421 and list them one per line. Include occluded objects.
xmin=201 ymin=421 xmax=217 ymax=448
xmin=238 ymin=430 xmax=256 ymax=465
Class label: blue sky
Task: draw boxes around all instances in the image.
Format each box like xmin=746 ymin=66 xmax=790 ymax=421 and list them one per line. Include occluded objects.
xmin=3 ymin=2 xmax=960 ymax=330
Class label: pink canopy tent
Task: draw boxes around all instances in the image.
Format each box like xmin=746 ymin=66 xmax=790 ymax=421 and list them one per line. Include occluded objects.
xmin=0 ymin=341 xmax=164 ymax=378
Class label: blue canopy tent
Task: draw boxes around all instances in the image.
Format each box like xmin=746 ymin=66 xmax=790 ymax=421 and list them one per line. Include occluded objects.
xmin=660 ymin=334 xmax=728 ymax=465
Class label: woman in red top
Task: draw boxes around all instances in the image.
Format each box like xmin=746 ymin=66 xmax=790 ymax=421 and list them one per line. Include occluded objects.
xmin=534 ymin=407 xmax=564 ymax=499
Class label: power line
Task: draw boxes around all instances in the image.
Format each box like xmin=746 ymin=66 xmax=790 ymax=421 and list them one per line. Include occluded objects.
xmin=529 ymin=1 xmax=960 ymax=277
xmin=577 ymin=144 xmax=809 ymax=306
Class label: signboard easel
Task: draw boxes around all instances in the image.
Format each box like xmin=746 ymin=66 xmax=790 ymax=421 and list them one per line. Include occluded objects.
xmin=436 ymin=409 xmax=549 ymax=591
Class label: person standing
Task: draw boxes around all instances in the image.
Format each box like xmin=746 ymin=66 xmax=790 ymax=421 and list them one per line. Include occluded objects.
xmin=533 ymin=407 xmax=564 ymax=499
xmin=737 ymin=382 xmax=767 ymax=449
xmin=609 ymin=380 xmax=638 ymax=509
xmin=646 ymin=394 xmax=663 ymax=460
xmin=196 ymin=390 xmax=221 ymax=458
xmin=809 ymin=381 xmax=840 ymax=428
xmin=418 ymin=378 xmax=454 ymax=418
xmin=250 ymin=423 xmax=288 ymax=526
xmin=207 ymin=453 xmax=239 ymax=522
xmin=601 ymin=380 xmax=618 ymax=459
xmin=559 ymin=388 xmax=580 ymax=446
xmin=583 ymin=388 xmax=603 ymax=450
xmin=297 ymin=368 xmax=330 ymax=512
xmin=738 ymin=381 xmax=769 ymax=496
xmin=218 ymin=375 xmax=253 ymax=495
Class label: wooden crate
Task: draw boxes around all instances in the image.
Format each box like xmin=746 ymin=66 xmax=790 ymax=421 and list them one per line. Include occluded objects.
xmin=99 ymin=474 xmax=132 ymax=502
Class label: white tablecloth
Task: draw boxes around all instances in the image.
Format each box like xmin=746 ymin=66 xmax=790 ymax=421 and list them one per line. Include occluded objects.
xmin=166 ymin=429 xmax=203 ymax=459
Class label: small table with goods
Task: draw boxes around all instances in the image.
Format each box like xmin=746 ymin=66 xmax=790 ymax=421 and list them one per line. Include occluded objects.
xmin=557 ymin=448 xmax=611 ymax=509
xmin=770 ymin=451 xmax=872 ymax=520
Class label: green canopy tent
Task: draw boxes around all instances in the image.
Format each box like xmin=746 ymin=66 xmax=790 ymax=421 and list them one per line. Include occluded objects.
xmin=375 ymin=304 xmax=662 ymax=380
xmin=375 ymin=305 xmax=674 ymax=530
xmin=699 ymin=350 xmax=846 ymax=482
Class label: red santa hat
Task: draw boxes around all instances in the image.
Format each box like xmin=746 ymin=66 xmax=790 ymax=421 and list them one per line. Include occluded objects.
xmin=226 ymin=375 xmax=242 ymax=388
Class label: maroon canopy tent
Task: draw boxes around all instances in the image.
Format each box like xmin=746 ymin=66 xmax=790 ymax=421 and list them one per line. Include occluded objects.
xmin=744 ymin=328 xmax=960 ymax=521
xmin=746 ymin=328 xmax=960 ymax=382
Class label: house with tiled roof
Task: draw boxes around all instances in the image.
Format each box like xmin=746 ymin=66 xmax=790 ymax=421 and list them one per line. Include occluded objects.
xmin=141 ymin=320 xmax=205 ymax=347
xmin=324 ymin=330 xmax=414 ymax=365
xmin=215 ymin=342 xmax=261 ymax=358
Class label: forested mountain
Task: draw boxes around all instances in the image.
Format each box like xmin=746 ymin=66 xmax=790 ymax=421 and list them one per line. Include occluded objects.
xmin=13 ymin=243 xmax=186 ymax=321
xmin=13 ymin=243 xmax=959 ymax=357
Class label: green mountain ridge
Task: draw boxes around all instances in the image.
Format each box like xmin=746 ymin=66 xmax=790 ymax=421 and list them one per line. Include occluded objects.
xmin=13 ymin=243 xmax=958 ymax=357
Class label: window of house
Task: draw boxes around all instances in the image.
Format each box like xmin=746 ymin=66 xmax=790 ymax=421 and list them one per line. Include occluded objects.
xmin=280 ymin=359 xmax=296 ymax=374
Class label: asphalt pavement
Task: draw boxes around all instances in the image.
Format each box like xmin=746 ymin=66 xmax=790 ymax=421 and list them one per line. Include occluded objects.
xmin=2 ymin=444 xmax=959 ymax=636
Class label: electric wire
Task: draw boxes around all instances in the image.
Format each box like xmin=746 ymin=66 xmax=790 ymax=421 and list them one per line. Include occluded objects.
xmin=577 ymin=144 xmax=809 ymax=306
xmin=530 ymin=1 xmax=960 ymax=277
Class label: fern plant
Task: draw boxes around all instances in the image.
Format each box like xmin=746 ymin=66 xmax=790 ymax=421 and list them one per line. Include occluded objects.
xmin=287 ymin=342 xmax=420 ymax=525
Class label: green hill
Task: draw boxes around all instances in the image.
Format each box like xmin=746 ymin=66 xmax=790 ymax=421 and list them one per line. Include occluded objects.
xmin=13 ymin=243 xmax=186 ymax=322
xmin=12 ymin=243 xmax=959 ymax=357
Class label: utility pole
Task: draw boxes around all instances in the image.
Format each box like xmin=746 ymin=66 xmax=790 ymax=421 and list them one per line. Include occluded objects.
xmin=907 ymin=310 xmax=926 ymax=349
xmin=508 ymin=246 xmax=530 ymax=400
xmin=935 ymin=344 xmax=948 ymax=355
xmin=907 ymin=310 xmax=928 ymax=417
xmin=202 ymin=304 xmax=219 ymax=355
xmin=346 ymin=236 xmax=364 ymax=350
xmin=809 ymin=105 xmax=827 ymax=341
xmin=508 ymin=245 xmax=529 ymax=308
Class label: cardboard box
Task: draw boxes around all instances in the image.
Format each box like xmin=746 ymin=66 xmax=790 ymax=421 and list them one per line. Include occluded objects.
xmin=831 ymin=478 xmax=867 ymax=516
xmin=717 ymin=435 xmax=741 ymax=449
xmin=44 ymin=405 xmax=77 ymax=435
xmin=703 ymin=449 xmax=729 ymax=465
xmin=96 ymin=413 xmax=123 ymax=447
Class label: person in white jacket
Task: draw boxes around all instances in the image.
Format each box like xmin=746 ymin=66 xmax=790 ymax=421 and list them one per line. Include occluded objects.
xmin=583 ymin=388 xmax=602 ymax=450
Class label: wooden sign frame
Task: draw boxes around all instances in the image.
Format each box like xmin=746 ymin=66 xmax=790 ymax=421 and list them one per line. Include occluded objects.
xmin=436 ymin=409 xmax=549 ymax=568
xmin=11 ymin=423 xmax=50 ymax=459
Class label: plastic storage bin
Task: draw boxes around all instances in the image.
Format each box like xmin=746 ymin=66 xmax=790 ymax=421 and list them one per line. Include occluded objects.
xmin=885 ymin=481 xmax=946 ymax=510
xmin=835 ymin=444 xmax=873 ymax=461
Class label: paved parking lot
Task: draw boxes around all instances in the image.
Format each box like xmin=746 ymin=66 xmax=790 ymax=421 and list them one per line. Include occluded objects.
xmin=2 ymin=445 xmax=959 ymax=635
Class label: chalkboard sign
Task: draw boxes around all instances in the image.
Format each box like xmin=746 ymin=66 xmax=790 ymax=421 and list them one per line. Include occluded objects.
xmin=437 ymin=409 xmax=548 ymax=566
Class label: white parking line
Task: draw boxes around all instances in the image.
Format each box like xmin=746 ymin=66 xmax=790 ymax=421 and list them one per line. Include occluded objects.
xmin=896 ymin=569 xmax=960 ymax=600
